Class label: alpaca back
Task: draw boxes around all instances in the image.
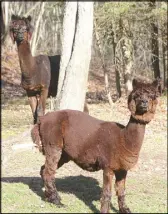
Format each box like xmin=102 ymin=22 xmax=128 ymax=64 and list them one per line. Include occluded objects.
xmin=32 ymin=109 xmax=125 ymax=171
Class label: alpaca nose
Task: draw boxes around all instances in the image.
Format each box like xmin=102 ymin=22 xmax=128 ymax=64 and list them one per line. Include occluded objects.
xmin=141 ymin=99 xmax=148 ymax=107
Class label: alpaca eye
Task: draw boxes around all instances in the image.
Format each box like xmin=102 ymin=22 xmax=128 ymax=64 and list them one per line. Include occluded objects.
xmin=135 ymin=96 xmax=140 ymax=100
xmin=150 ymin=95 xmax=156 ymax=100
xmin=132 ymin=94 xmax=138 ymax=99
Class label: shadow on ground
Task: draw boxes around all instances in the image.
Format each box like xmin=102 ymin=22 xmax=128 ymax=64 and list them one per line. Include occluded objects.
xmin=2 ymin=175 xmax=118 ymax=213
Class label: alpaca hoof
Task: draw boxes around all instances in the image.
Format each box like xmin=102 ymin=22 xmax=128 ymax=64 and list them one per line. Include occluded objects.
xmin=57 ymin=202 xmax=66 ymax=208
xmin=40 ymin=165 xmax=45 ymax=176
xmin=119 ymin=207 xmax=131 ymax=213
xmin=46 ymin=196 xmax=63 ymax=207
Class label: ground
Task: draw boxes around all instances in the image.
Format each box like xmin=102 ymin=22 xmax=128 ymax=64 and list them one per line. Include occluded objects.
xmin=1 ymin=50 xmax=167 ymax=213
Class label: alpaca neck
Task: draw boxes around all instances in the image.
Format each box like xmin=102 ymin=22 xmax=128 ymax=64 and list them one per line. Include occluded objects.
xmin=17 ymin=41 xmax=35 ymax=76
xmin=124 ymin=116 xmax=146 ymax=154
xmin=119 ymin=115 xmax=147 ymax=169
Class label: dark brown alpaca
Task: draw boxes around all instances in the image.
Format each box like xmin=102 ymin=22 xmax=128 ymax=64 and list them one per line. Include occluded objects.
xmin=31 ymin=78 xmax=161 ymax=213
xmin=9 ymin=15 xmax=52 ymax=124
xmin=9 ymin=15 xmax=88 ymax=124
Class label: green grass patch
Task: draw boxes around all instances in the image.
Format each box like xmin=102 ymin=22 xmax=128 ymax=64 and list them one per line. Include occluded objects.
xmin=2 ymin=174 xmax=167 ymax=213
xmin=2 ymin=98 xmax=32 ymax=140
xmin=2 ymin=97 xmax=53 ymax=141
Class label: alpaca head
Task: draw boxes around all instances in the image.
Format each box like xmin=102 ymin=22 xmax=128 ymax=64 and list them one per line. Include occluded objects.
xmin=128 ymin=78 xmax=162 ymax=123
xmin=9 ymin=14 xmax=33 ymax=44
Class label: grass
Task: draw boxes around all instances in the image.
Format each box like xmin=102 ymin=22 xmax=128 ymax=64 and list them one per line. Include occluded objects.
xmin=1 ymin=96 xmax=167 ymax=213
xmin=2 ymin=171 xmax=167 ymax=213
xmin=1 ymin=96 xmax=52 ymax=140
xmin=2 ymin=97 xmax=32 ymax=140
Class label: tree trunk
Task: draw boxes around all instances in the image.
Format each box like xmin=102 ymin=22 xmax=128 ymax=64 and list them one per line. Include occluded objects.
xmin=151 ymin=22 xmax=160 ymax=78
xmin=123 ymin=38 xmax=133 ymax=96
xmin=162 ymin=35 xmax=166 ymax=87
xmin=117 ymin=17 xmax=126 ymax=97
xmin=150 ymin=0 xmax=160 ymax=78
xmin=1 ymin=2 xmax=9 ymax=45
xmin=1 ymin=2 xmax=16 ymax=52
xmin=94 ymin=19 xmax=113 ymax=106
xmin=56 ymin=2 xmax=78 ymax=98
xmin=56 ymin=2 xmax=93 ymax=111
xmin=1 ymin=3 xmax=5 ymax=44
xmin=112 ymin=21 xmax=122 ymax=98
xmin=118 ymin=17 xmax=133 ymax=96
xmin=115 ymin=69 xmax=121 ymax=98
xmin=31 ymin=2 xmax=45 ymax=56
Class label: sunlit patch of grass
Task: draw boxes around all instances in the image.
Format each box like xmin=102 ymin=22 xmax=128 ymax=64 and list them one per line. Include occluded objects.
xmin=2 ymin=127 xmax=29 ymax=140
xmin=6 ymin=97 xmax=29 ymax=106
xmin=1 ymin=97 xmax=56 ymax=141
xmin=2 ymin=96 xmax=28 ymax=106
xmin=2 ymin=174 xmax=167 ymax=213
xmin=2 ymin=104 xmax=32 ymax=140
xmin=2 ymin=150 xmax=167 ymax=213
xmin=125 ymin=176 xmax=167 ymax=213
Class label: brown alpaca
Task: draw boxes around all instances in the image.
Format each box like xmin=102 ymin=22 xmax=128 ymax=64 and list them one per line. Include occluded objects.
xmin=9 ymin=15 xmax=88 ymax=124
xmin=31 ymin=78 xmax=161 ymax=213
xmin=9 ymin=15 xmax=51 ymax=124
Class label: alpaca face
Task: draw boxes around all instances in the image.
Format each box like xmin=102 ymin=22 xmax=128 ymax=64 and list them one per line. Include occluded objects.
xmin=132 ymin=88 xmax=157 ymax=115
xmin=9 ymin=15 xmax=33 ymax=44
xmin=128 ymin=78 xmax=161 ymax=123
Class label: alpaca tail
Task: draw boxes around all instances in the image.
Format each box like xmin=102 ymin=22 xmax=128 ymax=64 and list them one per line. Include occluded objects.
xmin=31 ymin=123 xmax=43 ymax=153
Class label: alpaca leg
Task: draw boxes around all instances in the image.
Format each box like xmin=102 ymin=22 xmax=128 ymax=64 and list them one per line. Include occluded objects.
xmin=28 ymin=96 xmax=38 ymax=124
xmin=36 ymin=96 xmax=43 ymax=117
xmin=84 ymin=98 xmax=89 ymax=114
xmin=37 ymin=88 xmax=48 ymax=122
xmin=100 ymin=168 xmax=114 ymax=213
xmin=114 ymin=169 xmax=131 ymax=213
xmin=41 ymin=88 xmax=48 ymax=115
xmin=40 ymin=147 xmax=63 ymax=206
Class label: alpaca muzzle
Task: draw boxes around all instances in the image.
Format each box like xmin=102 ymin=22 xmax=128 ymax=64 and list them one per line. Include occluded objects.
xmin=137 ymin=99 xmax=149 ymax=114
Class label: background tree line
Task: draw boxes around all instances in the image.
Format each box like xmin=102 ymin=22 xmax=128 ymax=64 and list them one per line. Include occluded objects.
xmin=94 ymin=1 xmax=167 ymax=98
xmin=1 ymin=1 xmax=167 ymax=102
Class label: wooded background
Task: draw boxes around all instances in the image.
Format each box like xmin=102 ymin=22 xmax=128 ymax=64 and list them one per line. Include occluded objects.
xmin=1 ymin=1 xmax=167 ymax=101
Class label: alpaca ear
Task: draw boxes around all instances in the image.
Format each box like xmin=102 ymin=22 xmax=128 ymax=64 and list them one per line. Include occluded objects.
xmin=152 ymin=77 xmax=163 ymax=95
xmin=132 ymin=79 xmax=139 ymax=90
xmin=152 ymin=77 xmax=160 ymax=87
xmin=28 ymin=31 xmax=32 ymax=41
xmin=27 ymin=15 xmax=31 ymax=22
xmin=9 ymin=30 xmax=15 ymax=44
xmin=30 ymin=24 xmax=34 ymax=33
xmin=28 ymin=24 xmax=34 ymax=40
xmin=11 ymin=14 xmax=16 ymax=20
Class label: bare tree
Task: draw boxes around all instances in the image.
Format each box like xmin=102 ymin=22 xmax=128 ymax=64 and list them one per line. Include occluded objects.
xmin=55 ymin=2 xmax=93 ymax=111
xmin=1 ymin=2 xmax=9 ymax=45
xmin=1 ymin=3 xmax=5 ymax=44
xmin=31 ymin=2 xmax=45 ymax=56
xmin=149 ymin=0 xmax=160 ymax=78
xmin=94 ymin=19 xmax=113 ymax=106
xmin=122 ymin=37 xmax=133 ymax=95
xmin=56 ymin=2 xmax=78 ymax=98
